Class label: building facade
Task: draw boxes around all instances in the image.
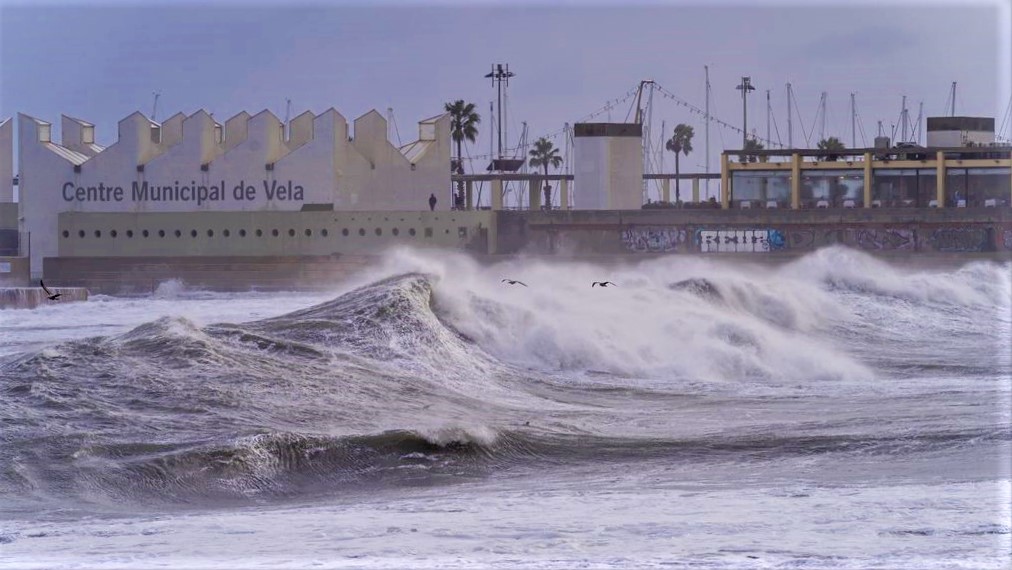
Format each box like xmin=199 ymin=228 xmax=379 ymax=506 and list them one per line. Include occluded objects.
xmin=16 ymin=109 xmax=451 ymax=275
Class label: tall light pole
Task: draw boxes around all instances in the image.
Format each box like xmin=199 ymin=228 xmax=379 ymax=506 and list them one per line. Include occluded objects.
xmin=736 ymin=76 xmax=755 ymax=148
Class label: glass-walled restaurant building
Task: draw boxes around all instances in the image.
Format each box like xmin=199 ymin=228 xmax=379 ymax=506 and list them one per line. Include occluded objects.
xmin=720 ymin=147 xmax=1012 ymax=209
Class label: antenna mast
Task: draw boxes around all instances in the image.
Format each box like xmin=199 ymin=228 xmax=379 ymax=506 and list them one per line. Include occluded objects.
xmin=736 ymin=76 xmax=756 ymax=148
xmin=484 ymin=63 xmax=515 ymax=160
xmin=786 ymin=83 xmax=793 ymax=148
xmin=151 ymin=92 xmax=160 ymax=121
xmin=901 ymin=95 xmax=908 ymax=143
xmin=851 ymin=93 xmax=856 ymax=148
xmin=766 ymin=89 xmax=771 ymax=147
xmin=951 ymin=81 xmax=957 ymax=116
xmin=704 ymin=66 xmax=711 ymax=198
xmin=819 ymin=91 xmax=827 ymax=142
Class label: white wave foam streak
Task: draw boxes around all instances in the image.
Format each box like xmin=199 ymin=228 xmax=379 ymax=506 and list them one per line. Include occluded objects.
xmin=781 ymin=245 xmax=1012 ymax=307
xmin=373 ymin=249 xmax=871 ymax=384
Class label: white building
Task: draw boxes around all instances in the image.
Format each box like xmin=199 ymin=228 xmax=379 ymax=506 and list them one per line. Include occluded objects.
xmin=0 ymin=118 xmax=12 ymax=204
xmin=926 ymin=116 xmax=995 ymax=147
xmin=573 ymin=123 xmax=643 ymax=209
xmin=18 ymin=108 xmax=450 ymax=276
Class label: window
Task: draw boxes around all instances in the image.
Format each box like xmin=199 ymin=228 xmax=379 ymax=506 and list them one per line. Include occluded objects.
xmin=800 ymin=170 xmax=863 ymax=208
xmin=126 ymin=230 xmax=133 ymax=238
xmin=223 ymin=229 xmax=230 ymax=237
xmin=358 ymin=228 xmax=365 ymax=236
xmin=731 ymin=170 xmax=792 ymax=207
xmin=288 ymin=229 xmax=295 ymax=237
xmin=38 ymin=124 xmax=52 ymax=143
xmin=190 ymin=230 xmax=198 ymax=238
xmin=143 ymin=230 xmax=150 ymax=238
xmin=409 ymin=228 xmax=416 ymax=236
xmin=305 ymin=229 xmax=312 ymax=237
xmin=82 ymin=126 xmax=95 ymax=145
xmin=207 ymin=229 xmax=214 ymax=237
xmin=62 ymin=230 xmax=69 ymax=238
xmin=239 ymin=229 xmax=247 ymax=237
xmin=342 ymin=229 xmax=349 ymax=236
xmin=392 ymin=228 xmax=400 ymax=236
xmin=78 ymin=230 xmax=85 ymax=238
xmin=256 ymin=229 xmax=263 ymax=237
xmin=150 ymin=125 xmax=161 ymax=144
xmin=321 ymin=229 xmax=329 ymax=237
xmin=94 ymin=230 xmax=101 ymax=238
xmin=375 ymin=228 xmax=382 ymax=236
xmin=174 ymin=230 xmax=181 ymax=238
xmin=272 ymin=229 xmax=279 ymax=237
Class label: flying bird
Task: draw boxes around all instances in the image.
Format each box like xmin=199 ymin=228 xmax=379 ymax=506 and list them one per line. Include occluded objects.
xmin=40 ymin=280 xmax=61 ymax=301
xmin=591 ymin=281 xmax=617 ymax=288
xmin=501 ymin=279 xmax=528 ymax=287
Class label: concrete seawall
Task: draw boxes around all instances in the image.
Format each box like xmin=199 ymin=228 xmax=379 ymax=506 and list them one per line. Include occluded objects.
xmin=496 ymin=208 xmax=1012 ymax=258
xmin=0 ymin=287 xmax=89 ymax=310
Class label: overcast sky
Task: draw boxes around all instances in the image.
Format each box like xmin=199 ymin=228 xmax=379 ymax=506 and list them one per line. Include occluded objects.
xmin=1 ymin=0 xmax=1009 ymax=174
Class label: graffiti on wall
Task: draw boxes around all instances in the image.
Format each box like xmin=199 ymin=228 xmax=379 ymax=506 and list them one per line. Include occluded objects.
xmin=926 ymin=228 xmax=990 ymax=252
xmin=697 ymin=229 xmax=786 ymax=253
xmin=621 ymin=227 xmax=687 ymax=253
xmin=850 ymin=228 xmax=915 ymax=251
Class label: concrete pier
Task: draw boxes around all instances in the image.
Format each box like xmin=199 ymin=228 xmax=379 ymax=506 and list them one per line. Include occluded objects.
xmin=0 ymin=287 xmax=89 ymax=310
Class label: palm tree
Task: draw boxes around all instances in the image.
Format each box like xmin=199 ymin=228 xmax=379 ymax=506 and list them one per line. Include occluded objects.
xmin=528 ymin=137 xmax=563 ymax=209
xmin=665 ymin=124 xmax=694 ymax=203
xmin=444 ymin=100 xmax=480 ymax=208
xmin=817 ymin=136 xmax=846 ymax=161
xmin=739 ymin=137 xmax=765 ymax=163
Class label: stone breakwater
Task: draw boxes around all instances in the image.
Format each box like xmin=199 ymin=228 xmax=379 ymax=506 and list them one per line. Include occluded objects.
xmin=0 ymin=287 xmax=89 ymax=310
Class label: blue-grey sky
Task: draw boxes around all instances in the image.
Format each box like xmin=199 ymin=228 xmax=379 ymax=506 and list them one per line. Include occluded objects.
xmin=1 ymin=0 xmax=1009 ymax=173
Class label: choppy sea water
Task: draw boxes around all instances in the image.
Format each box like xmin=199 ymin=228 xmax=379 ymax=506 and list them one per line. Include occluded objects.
xmin=0 ymin=246 xmax=1009 ymax=569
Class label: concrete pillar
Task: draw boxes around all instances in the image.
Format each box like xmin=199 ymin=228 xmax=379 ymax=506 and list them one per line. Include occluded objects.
xmin=790 ymin=153 xmax=801 ymax=209
xmin=529 ymin=180 xmax=542 ymax=210
xmin=864 ymin=152 xmax=873 ymax=208
xmin=720 ymin=154 xmax=730 ymax=209
xmin=491 ymin=178 xmax=503 ymax=211
xmin=662 ymin=178 xmax=670 ymax=203
xmin=560 ymin=178 xmax=569 ymax=210
xmin=465 ymin=180 xmax=473 ymax=210
xmin=936 ymin=150 xmax=946 ymax=208
xmin=692 ymin=178 xmax=700 ymax=203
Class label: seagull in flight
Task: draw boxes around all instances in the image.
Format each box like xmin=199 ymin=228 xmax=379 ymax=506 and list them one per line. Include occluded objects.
xmin=40 ymin=280 xmax=61 ymax=301
xmin=501 ymin=279 xmax=528 ymax=287
xmin=591 ymin=281 xmax=617 ymax=288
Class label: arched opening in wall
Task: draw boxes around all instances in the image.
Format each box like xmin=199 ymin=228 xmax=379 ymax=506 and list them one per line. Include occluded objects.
xmin=110 ymin=230 xmax=117 ymax=238
xmin=207 ymin=229 xmax=214 ymax=237
xmin=175 ymin=230 xmax=182 ymax=238
xmin=94 ymin=230 xmax=102 ymax=238
xmin=288 ymin=229 xmax=295 ymax=237
xmin=223 ymin=229 xmax=230 ymax=237
xmin=239 ymin=229 xmax=247 ymax=237
xmin=190 ymin=230 xmax=198 ymax=238
xmin=256 ymin=229 xmax=263 ymax=237
xmin=126 ymin=230 xmax=134 ymax=238
xmin=392 ymin=228 xmax=400 ymax=236
xmin=305 ymin=229 xmax=312 ymax=237
xmin=272 ymin=229 xmax=279 ymax=237
xmin=358 ymin=229 xmax=365 ymax=236
xmin=321 ymin=229 xmax=329 ymax=237
xmin=143 ymin=230 xmax=150 ymax=238
xmin=78 ymin=230 xmax=85 ymax=238
xmin=62 ymin=230 xmax=69 ymax=238
xmin=409 ymin=228 xmax=416 ymax=236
